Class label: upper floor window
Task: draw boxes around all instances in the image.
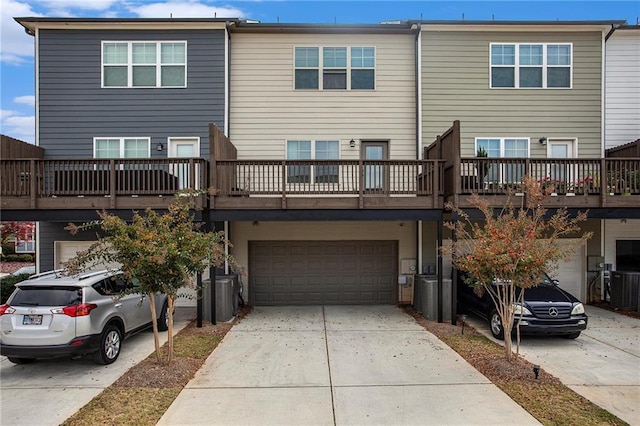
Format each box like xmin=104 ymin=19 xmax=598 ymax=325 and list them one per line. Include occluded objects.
xmin=287 ymin=140 xmax=339 ymax=183
xmin=94 ymin=137 xmax=150 ymax=158
xmin=102 ymin=41 xmax=187 ymax=88
xmin=294 ymin=47 xmax=375 ymax=90
xmin=490 ymin=43 xmax=572 ymax=89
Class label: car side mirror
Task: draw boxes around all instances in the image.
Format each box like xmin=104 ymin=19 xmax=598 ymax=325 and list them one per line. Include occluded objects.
xmin=552 ymin=279 xmax=560 ymax=285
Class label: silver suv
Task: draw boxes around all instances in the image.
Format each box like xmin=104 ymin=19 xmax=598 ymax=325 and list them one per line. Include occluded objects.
xmin=0 ymin=270 xmax=168 ymax=365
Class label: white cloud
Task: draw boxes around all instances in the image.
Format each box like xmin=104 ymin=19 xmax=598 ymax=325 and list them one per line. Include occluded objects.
xmin=129 ymin=0 xmax=245 ymax=19
xmin=34 ymin=0 xmax=117 ymax=10
xmin=32 ymin=0 xmax=120 ymax=16
xmin=14 ymin=95 xmax=35 ymax=106
xmin=0 ymin=0 xmax=38 ymax=64
xmin=1 ymin=111 xmax=35 ymax=143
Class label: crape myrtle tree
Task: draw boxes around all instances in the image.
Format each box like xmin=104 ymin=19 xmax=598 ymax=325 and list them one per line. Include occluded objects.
xmin=63 ymin=196 xmax=232 ymax=364
xmin=443 ymin=176 xmax=592 ymax=361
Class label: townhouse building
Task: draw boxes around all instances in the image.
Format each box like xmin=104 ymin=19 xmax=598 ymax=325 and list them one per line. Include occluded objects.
xmin=2 ymin=17 xmax=638 ymax=315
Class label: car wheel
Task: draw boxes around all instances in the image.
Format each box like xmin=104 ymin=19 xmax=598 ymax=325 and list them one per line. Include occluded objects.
xmin=157 ymin=301 xmax=169 ymax=332
xmin=93 ymin=324 xmax=122 ymax=365
xmin=563 ymin=332 xmax=581 ymax=339
xmin=7 ymin=357 xmax=35 ymax=365
xmin=489 ymin=310 xmax=505 ymax=340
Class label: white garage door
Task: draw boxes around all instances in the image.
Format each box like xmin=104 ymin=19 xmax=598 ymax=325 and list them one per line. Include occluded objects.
xmin=551 ymin=239 xmax=586 ymax=301
xmin=55 ymin=241 xmax=196 ymax=307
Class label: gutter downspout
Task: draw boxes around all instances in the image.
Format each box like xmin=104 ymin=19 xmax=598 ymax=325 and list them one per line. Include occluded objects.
xmin=601 ymin=26 xmax=610 ymax=157
xmin=415 ymin=23 xmax=423 ymax=275
xmin=224 ymin=21 xmax=232 ymax=136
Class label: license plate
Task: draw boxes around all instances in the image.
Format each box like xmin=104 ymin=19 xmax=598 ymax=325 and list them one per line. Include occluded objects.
xmin=22 ymin=315 xmax=42 ymax=325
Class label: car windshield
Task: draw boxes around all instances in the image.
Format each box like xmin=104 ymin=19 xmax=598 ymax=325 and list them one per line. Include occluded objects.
xmin=10 ymin=286 xmax=82 ymax=307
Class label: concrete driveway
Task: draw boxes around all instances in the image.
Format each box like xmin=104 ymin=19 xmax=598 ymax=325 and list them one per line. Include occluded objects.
xmin=159 ymin=305 xmax=539 ymax=425
xmin=466 ymin=305 xmax=640 ymax=426
xmin=0 ymin=307 xmax=194 ymax=426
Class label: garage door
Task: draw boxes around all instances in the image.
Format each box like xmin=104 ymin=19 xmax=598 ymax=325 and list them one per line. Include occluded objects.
xmin=553 ymin=239 xmax=586 ymax=301
xmin=250 ymin=241 xmax=398 ymax=305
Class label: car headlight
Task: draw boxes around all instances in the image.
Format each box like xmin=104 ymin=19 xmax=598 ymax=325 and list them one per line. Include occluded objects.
xmin=513 ymin=304 xmax=532 ymax=316
xmin=571 ymin=303 xmax=585 ymax=315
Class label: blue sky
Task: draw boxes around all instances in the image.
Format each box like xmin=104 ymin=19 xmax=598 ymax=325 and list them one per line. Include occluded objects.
xmin=1 ymin=0 xmax=638 ymax=143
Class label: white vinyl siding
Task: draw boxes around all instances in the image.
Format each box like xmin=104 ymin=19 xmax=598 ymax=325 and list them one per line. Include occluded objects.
xmin=422 ymin=30 xmax=601 ymax=158
xmin=102 ymin=41 xmax=187 ymax=88
xmin=231 ymin=33 xmax=415 ymax=161
xmin=605 ymin=30 xmax=640 ymax=149
xmin=94 ymin=137 xmax=150 ymax=158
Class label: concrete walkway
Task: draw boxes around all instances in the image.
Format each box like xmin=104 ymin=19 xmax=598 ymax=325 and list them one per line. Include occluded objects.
xmin=159 ymin=305 xmax=539 ymax=425
xmin=466 ymin=305 xmax=640 ymax=426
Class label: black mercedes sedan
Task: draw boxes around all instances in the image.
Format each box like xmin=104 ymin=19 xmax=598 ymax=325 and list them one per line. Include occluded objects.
xmin=457 ymin=272 xmax=588 ymax=339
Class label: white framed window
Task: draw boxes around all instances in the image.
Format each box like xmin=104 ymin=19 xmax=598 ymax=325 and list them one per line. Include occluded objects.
xmin=94 ymin=137 xmax=151 ymax=158
xmin=490 ymin=43 xmax=572 ymax=88
xmin=286 ymin=140 xmax=340 ymax=183
xmin=15 ymin=226 xmax=36 ymax=254
xmin=476 ymin=138 xmax=530 ymax=183
xmin=102 ymin=41 xmax=187 ymax=88
xmin=294 ymin=46 xmax=375 ymax=90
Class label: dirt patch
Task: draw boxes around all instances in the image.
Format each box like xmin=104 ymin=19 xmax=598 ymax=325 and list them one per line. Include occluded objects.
xmin=113 ymin=307 xmax=247 ymax=389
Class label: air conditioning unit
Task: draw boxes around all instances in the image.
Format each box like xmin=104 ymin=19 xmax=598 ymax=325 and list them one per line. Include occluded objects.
xmin=413 ymin=276 xmax=451 ymax=321
xmin=610 ymin=271 xmax=640 ymax=311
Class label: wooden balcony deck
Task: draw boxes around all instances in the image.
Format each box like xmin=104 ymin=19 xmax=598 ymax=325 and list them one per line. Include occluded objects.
xmin=1 ymin=156 xmax=638 ymax=214
xmin=451 ymin=157 xmax=640 ymax=208
xmin=0 ymin=158 xmax=207 ymax=211
xmin=211 ymin=159 xmax=444 ymax=209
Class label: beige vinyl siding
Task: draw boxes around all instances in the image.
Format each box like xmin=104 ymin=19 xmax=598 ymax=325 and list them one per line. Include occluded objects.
xmin=605 ymin=30 xmax=640 ymax=149
xmin=421 ymin=31 xmax=603 ymax=158
xmin=230 ymin=33 xmax=416 ymax=160
xmin=231 ymin=221 xmax=416 ymax=300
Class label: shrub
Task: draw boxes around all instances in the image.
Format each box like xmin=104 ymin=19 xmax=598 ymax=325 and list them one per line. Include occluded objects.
xmin=1 ymin=254 xmax=33 ymax=262
xmin=1 ymin=244 xmax=15 ymax=255
xmin=1 ymin=274 xmax=30 ymax=304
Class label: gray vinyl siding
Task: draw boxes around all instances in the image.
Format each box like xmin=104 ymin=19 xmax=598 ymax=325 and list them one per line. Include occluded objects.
xmin=38 ymin=29 xmax=226 ymax=158
xmin=38 ymin=222 xmax=97 ymax=271
xmin=421 ymin=30 xmax=603 ymax=158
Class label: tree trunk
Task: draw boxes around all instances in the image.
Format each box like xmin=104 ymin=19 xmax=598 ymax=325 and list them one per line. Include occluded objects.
xmin=148 ymin=293 xmax=162 ymax=363
xmin=166 ymin=295 xmax=175 ymax=363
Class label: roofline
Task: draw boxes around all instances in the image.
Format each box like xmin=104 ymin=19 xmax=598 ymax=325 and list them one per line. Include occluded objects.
xmin=611 ymin=24 xmax=640 ymax=30
xmin=411 ymin=19 xmax=627 ymax=26
xmin=229 ymin=21 xmax=415 ymax=34
xmin=15 ymin=17 xmax=628 ymax=35
xmin=15 ymin=17 xmax=240 ymax=34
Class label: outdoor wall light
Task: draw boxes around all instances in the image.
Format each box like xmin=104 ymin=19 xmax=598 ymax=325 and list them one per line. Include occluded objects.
xmin=156 ymin=143 xmax=164 ymax=151
xmin=350 ymin=139 xmax=356 ymax=148
xmin=533 ymin=364 xmax=540 ymax=379
xmin=539 ymin=137 xmax=547 ymax=145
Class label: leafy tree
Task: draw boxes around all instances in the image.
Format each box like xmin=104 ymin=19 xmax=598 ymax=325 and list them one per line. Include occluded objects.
xmin=1 ymin=222 xmax=35 ymax=246
xmin=443 ymin=176 xmax=592 ymax=361
xmin=63 ymin=196 xmax=231 ymax=363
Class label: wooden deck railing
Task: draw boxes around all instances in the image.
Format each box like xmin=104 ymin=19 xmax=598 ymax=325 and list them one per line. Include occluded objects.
xmin=458 ymin=157 xmax=640 ymax=196
xmin=215 ymin=159 xmax=444 ymax=197
xmin=1 ymin=158 xmax=207 ymax=209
